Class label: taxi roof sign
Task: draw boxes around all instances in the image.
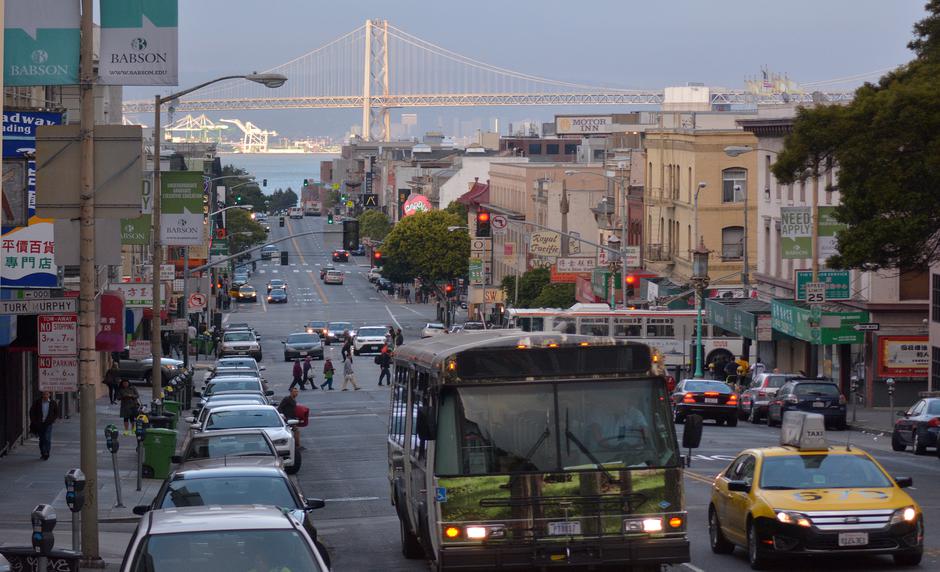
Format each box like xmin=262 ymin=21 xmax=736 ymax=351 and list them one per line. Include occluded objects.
xmin=780 ymin=411 xmax=828 ymax=451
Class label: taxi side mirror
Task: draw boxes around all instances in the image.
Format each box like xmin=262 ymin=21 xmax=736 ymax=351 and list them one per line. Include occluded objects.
xmin=727 ymin=480 xmax=751 ymax=493
xmin=894 ymin=476 xmax=913 ymax=489
xmin=681 ymin=414 xmax=703 ymax=449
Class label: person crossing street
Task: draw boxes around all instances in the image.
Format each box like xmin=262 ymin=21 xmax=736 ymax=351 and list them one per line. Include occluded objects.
xmin=341 ymin=354 xmax=361 ymax=391
xmin=290 ymin=359 xmax=306 ymax=390
xmin=320 ymin=358 xmax=336 ymax=390
xmin=376 ymin=348 xmax=392 ymax=386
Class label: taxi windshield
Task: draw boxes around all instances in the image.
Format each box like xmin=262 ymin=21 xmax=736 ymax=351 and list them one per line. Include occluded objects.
xmin=760 ymin=454 xmax=892 ymax=489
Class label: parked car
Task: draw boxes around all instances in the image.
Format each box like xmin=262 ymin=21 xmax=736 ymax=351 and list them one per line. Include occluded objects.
xmin=671 ymin=378 xmax=739 ymax=426
xmin=219 ymin=330 xmax=262 ymax=361
xmin=283 ymin=332 xmax=324 ymax=361
xmin=115 ymin=356 xmax=184 ymax=385
xmin=267 ymin=287 xmax=288 ymax=303
xmin=767 ymin=379 xmax=846 ymax=429
xmin=421 ymin=323 xmax=446 ymax=338
xmin=305 ymin=320 xmax=328 ymax=338
xmin=367 ymin=267 xmax=383 ymax=282
xmin=193 ymin=393 xmax=271 ymax=421
xmin=224 ymin=323 xmax=261 ymax=341
xmin=353 ymin=326 xmax=389 ymax=355
xmin=375 ymin=277 xmax=394 ymax=293
xmin=199 ymin=377 xmax=269 ymax=401
xmin=120 ymin=506 xmax=329 ymax=572
xmin=739 ymin=372 xmax=800 ymax=423
xmin=210 ymin=356 xmax=264 ymax=376
xmin=236 ymin=284 xmax=258 ymax=302
xmin=173 ymin=428 xmax=281 ymax=468
xmin=189 ymin=404 xmax=301 ymax=474
xmin=462 ymin=321 xmax=485 ymax=331
xmin=323 ymin=270 xmax=344 ymax=285
xmin=325 ymin=322 xmax=353 ymax=345
xmin=892 ymin=397 xmax=940 ymax=454
xmin=331 ymin=249 xmax=349 ymax=262
xmin=260 ymin=244 xmax=279 ymax=260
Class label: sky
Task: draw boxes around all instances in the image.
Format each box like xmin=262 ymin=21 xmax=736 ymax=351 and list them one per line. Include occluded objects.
xmin=126 ymin=0 xmax=929 ymax=139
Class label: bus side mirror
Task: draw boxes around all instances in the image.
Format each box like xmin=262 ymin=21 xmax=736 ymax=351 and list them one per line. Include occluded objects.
xmin=682 ymin=415 xmax=703 ymax=449
xmin=416 ymin=409 xmax=436 ymax=441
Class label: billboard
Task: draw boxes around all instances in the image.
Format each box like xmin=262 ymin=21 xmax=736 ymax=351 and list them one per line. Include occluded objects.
xmin=160 ymin=171 xmax=204 ymax=246
xmin=878 ymin=336 xmax=928 ymax=378
xmin=555 ymin=116 xmax=613 ymax=135
xmin=780 ymin=206 xmax=812 ymax=259
xmin=99 ymin=0 xmax=178 ymax=85
xmin=4 ymin=0 xmax=80 ymax=86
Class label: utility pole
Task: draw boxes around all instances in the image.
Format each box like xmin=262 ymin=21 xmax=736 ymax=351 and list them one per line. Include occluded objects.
xmin=150 ymin=94 xmax=164 ymax=400
xmin=78 ymin=0 xmax=102 ymax=564
xmin=560 ymin=179 xmax=570 ymax=257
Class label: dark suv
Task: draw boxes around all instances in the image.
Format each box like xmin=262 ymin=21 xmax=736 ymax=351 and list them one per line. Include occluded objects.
xmin=767 ymin=380 xmax=846 ymax=429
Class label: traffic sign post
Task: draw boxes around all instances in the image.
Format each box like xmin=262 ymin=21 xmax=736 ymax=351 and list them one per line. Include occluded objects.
xmin=853 ymin=323 xmax=880 ymax=332
xmin=804 ymin=282 xmax=826 ymax=304
xmin=491 ymin=214 xmax=508 ymax=235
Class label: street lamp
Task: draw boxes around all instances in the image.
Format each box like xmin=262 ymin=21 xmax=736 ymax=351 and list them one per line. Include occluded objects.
xmin=151 ymin=72 xmax=286 ymax=396
xmin=606 ymin=235 xmax=622 ymax=310
xmin=691 ymin=239 xmax=711 ymax=377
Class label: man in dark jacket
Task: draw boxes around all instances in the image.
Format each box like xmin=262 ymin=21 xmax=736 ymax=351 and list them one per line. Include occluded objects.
xmin=278 ymin=387 xmax=302 ymax=449
xmin=29 ymin=392 xmax=59 ymax=460
xmin=376 ymin=349 xmax=392 ymax=386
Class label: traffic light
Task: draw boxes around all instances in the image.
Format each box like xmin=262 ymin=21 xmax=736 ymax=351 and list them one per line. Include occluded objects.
xmin=476 ymin=210 xmax=491 ymax=237
xmin=327 ymin=213 xmax=334 ymax=225
xmin=444 ymin=283 xmax=455 ymax=297
xmin=262 ymin=179 xmax=268 ymax=187
xmin=235 ymin=194 xmax=243 ymax=203
xmin=280 ymin=251 xmax=289 ymax=266
xmin=625 ymin=274 xmax=637 ymax=298
xmin=279 ymin=217 xmax=285 ymax=227
xmin=303 ymin=179 xmax=308 ymax=186
xmin=342 ymin=220 xmax=360 ymax=251
xmin=372 ymin=250 xmax=382 ymax=267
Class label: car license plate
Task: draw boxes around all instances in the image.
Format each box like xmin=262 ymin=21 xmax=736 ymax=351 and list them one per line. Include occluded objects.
xmin=704 ymin=398 xmax=718 ymax=404
xmin=813 ymin=401 xmax=826 ymax=408
xmin=548 ymin=521 xmax=581 ymax=536
xmin=838 ymin=532 xmax=868 ymax=547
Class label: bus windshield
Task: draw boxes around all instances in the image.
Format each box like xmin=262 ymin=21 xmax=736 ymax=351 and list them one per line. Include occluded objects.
xmin=435 ymin=378 xmax=677 ymax=476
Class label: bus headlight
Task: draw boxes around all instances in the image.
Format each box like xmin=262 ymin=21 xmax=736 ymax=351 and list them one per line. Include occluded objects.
xmin=465 ymin=526 xmax=487 ymax=539
xmin=624 ymin=518 xmax=663 ymax=533
xmin=465 ymin=524 xmax=505 ymax=539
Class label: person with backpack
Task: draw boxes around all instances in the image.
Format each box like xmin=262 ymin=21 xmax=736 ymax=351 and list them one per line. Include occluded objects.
xmin=376 ymin=348 xmax=392 ymax=386
xmin=303 ymin=356 xmax=316 ymax=389
xmin=290 ymin=359 xmax=305 ymax=390
xmin=320 ymin=358 xmax=336 ymax=390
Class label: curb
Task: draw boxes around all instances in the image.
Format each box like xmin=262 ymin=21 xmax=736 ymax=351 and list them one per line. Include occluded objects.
xmin=98 ymin=516 xmax=140 ymax=524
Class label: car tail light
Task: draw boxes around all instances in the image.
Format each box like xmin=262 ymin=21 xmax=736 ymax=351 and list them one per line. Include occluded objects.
xmin=727 ymin=394 xmax=738 ymax=405
xmin=758 ymin=391 xmax=766 ymax=398
xmin=929 ymin=418 xmax=940 ymax=428
xmin=838 ymin=394 xmax=846 ymax=405
xmin=786 ymin=395 xmax=799 ymax=404
xmin=682 ymin=393 xmax=696 ymax=404
xmin=704 ymin=391 xmax=720 ymax=397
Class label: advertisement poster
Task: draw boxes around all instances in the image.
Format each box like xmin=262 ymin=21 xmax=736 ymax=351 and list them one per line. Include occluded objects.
xmin=879 ymin=336 xmax=928 ymax=378
xmin=96 ymin=290 xmax=126 ymax=352
xmin=780 ymin=207 xmax=813 ymax=259
xmin=817 ymin=206 xmax=848 ymax=260
xmin=99 ymin=0 xmax=178 ymax=85
xmin=160 ymin=171 xmax=204 ymax=246
xmin=4 ymin=0 xmax=80 ymax=86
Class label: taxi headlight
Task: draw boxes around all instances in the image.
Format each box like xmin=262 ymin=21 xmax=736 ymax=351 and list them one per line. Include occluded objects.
xmin=890 ymin=506 xmax=917 ymax=525
xmin=776 ymin=511 xmax=811 ymax=527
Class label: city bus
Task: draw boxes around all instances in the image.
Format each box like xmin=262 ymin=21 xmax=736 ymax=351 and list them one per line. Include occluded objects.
xmin=388 ymin=331 xmax=698 ymax=571
xmin=506 ymin=304 xmax=743 ymax=374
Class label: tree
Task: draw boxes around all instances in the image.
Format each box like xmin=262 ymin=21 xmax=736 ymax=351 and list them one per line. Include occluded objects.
xmin=358 ymin=210 xmax=391 ymax=241
xmin=226 ymin=208 xmax=266 ymax=255
xmin=773 ymin=3 xmax=940 ymax=271
xmin=443 ymin=201 xmax=468 ymax=223
xmin=501 ymin=267 xmax=552 ymax=308
xmin=380 ymin=211 xmax=469 ymax=289
xmin=531 ymin=283 xmax=576 ymax=308
xmin=267 ymin=188 xmax=299 ymax=213
xmin=218 ymin=165 xmax=265 ymax=211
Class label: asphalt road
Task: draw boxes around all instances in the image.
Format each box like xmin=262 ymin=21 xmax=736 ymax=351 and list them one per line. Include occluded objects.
xmin=222 ymin=214 xmax=940 ymax=571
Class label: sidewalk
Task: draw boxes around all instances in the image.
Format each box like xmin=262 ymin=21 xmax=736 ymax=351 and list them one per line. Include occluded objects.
xmin=847 ymin=405 xmax=900 ymax=434
xmin=0 ymin=392 xmax=180 ymax=563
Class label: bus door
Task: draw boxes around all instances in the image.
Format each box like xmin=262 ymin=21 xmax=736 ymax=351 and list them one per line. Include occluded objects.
xmin=408 ymin=369 xmax=433 ymax=545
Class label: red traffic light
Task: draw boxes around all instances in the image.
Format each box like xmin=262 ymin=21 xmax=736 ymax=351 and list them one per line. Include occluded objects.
xmin=373 ymin=250 xmax=382 ymax=260
xmin=444 ymin=284 xmax=453 ymax=292
xmin=625 ymin=274 xmax=637 ymax=285
xmin=477 ymin=211 xmax=490 ymax=222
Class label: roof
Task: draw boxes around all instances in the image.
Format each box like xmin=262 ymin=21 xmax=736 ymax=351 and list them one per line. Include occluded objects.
xmin=206 ymin=376 xmax=262 ymax=384
xmin=391 ymin=330 xmax=646 ymax=371
xmin=173 ymin=465 xmax=286 ymax=480
xmin=146 ymin=505 xmax=297 ymax=534
xmin=207 ymin=404 xmax=278 ymax=412
xmin=175 ymin=456 xmax=282 ymax=472
xmin=745 ymin=445 xmax=868 ymax=458
xmin=455 ymin=180 xmax=489 ymax=206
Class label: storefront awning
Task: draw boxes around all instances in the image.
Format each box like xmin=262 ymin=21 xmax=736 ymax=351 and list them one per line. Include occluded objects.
xmin=705 ymin=298 xmax=772 ymax=341
xmin=770 ymin=299 xmax=869 ymax=345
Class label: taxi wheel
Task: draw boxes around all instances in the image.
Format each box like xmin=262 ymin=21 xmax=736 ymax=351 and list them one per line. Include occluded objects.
xmin=747 ymin=520 xmax=770 ymax=570
xmin=708 ymin=507 xmax=734 ymax=554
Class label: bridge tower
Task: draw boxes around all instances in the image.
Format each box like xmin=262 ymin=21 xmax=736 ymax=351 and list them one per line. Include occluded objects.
xmin=362 ymin=19 xmax=390 ymax=141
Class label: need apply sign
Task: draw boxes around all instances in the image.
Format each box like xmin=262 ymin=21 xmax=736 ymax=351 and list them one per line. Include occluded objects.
xmin=38 ymin=314 xmax=77 ymax=356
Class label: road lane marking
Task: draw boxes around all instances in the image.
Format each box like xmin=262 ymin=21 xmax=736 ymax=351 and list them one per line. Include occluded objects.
xmin=385 ymin=305 xmax=402 ymax=329
xmin=325 ymin=497 xmax=380 ymax=502
xmin=682 ymin=563 xmax=706 ymax=572
xmin=685 ymin=471 xmax=715 ymax=486
xmin=310 ymin=271 xmax=329 ymax=304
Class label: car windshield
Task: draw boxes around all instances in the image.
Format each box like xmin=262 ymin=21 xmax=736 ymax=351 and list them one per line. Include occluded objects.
xmin=329 ymin=322 xmax=351 ymax=331
xmin=928 ymin=401 xmax=940 ymax=415
xmin=239 ymin=286 xmax=255 ymax=292
xmin=205 ymin=396 xmax=265 ymax=407
xmin=160 ymin=476 xmax=295 ymax=508
xmin=216 ymin=359 xmax=256 ymax=369
xmin=307 ymin=322 xmax=327 ymax=329
xmin=683 ymin=381 xmax=731 ymax=393
xmin=760 ymin=454 xmax=892 ymax=489
xmin=435 ymin=378 xmax=678 ymax=476
xmin=358 ymin=327 xmax=387 ymax=337
xmin=270 ymin=280 xmax=284 ymax=286
xmin=206 ymin=409 xmax=282 ymax=429
xmin=793 ymin=383 xmax=840 ymax=396
xmin=205 ymin=381 xmax=261 ymax=395
xmin=223 ymin=333 xmax=254 ymax=342
xmin=184 ymin=434 xmax=275 ymax=460
xmin=760 ymin=375 xmax=792 ymax=389
xmin=263 ymin=245 xmax=278 ymax=252
xmin=131 ymin=529 xmax=321 ymax=572
xmin=287 ymin=334 xmax=318 ymax=344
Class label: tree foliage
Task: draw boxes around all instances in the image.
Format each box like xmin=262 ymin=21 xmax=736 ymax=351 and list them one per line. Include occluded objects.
xmin=772 ymin=3 xmax=940 ymax=271
xmin=267 ymin=188 xmax=299 ymax=213
xmin=443 ymin=201 xmax=468 ymax=223
xmin=358 ymin=210 xmax=392 ymax=241
xmin=500 ymin=267 xmax=566 ymax=308
xmin=531 ymin=283 xmax=576 ymax=308
xmin=380 ymin=211 xmax=470 ymax=287
xmin=226 ymin=207 xmax=266 ymax=255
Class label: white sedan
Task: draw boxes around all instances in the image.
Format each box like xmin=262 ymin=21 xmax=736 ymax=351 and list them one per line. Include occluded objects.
xmin=191 ymin=404 xmax=301 ymax=474
xmin=421 ymin=322 xmax=446 ymax=338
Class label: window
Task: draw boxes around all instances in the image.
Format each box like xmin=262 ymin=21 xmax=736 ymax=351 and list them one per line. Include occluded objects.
xmin=646 ymin=318 xmax=675 ymax=338
xmin=764 ymin=155 xmax=772 ymax=201
xmin=388 ymin=366 xmax=410 ymax=445
xmin=593 ymin=149 xmax=605 ymax=161
xmin=932 ymin=274 xmax=940 ymax=322
xmin=578 ymin=317 xmax=610 ymax=336
xmin=721 ymin=226 xmax=744 ymax=260
xmin=411 ymin=371 xmax=430 ymax=460
xmin=613 ymin=318 xmax=642 ymax=337
xmin=564 ymin=143 xmax=578 ymax=155
xmin=545 ymin=143 xmax=559 ymax=155
xmin=527 ymin=143 xmax=541 ymax=155
xmin=900 ymin=269 xmax=929 ymax=301
xmin=722 ymin=168 xmax=747 ymax=203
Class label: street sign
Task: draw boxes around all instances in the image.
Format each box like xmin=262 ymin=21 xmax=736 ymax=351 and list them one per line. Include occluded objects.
xmin=187 ymin=292 xmax=207 ymax=313
xmin=470 ymin=238 xmax=491 ymax=252
xmin=624 ymin=246 xmax=641 ymax=268
xmin=469 ymin=258 xmax=484 ymax=285
xmin=805 ymin=282 xmax=827 ymax=304
xmin=853 ymin=323 xmax=881 ymax=332
xmin=0 ymin=298 xmax=76 ymax=315
xmin=129 ymin=340 xmax=151 ymax=359
xmin=38 ymin=356 xmax=78 ymax=392
xmin=491 ymin=214 xmax=508 ymax=235
xmin=38 ymin=315 xmax=78 ymax=356
xmin=795 ymin=269 xmax=850 ymax=301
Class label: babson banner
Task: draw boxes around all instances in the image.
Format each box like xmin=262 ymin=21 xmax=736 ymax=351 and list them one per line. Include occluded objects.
xmin=4 ymin=0 xmax=80 ymax=86
xmin=780 ymin=206 xmax=812 ymax=259
xmin=100 ymin=0 xmax=178 ymax=85
xmin=161 ymin=171 xmax=204 ymax=246
xmin=121 ymin=214 xmax=151 ymax=245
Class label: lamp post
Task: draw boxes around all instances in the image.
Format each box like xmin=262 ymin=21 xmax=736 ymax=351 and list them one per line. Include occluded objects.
xmin=691 ymin=239 xmax=711 ymax=377
xmin=606 ymin=235 xmax=622 ymax=310
xmin=150 ymin=73 xmax=286 ymax=397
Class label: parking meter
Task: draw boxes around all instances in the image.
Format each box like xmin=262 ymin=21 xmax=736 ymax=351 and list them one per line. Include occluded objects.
xmin=886 ymin=377 xmax=896 ymax=396
xmin=135 ymin=414 xmax=149 ymax=442
xmin=31 ymin=504 xmax=56 ymax=555
xmin=64 ymin=469 xmax=86 ymax=513
xmin=105 ymin=424 xmax=120 ymax=453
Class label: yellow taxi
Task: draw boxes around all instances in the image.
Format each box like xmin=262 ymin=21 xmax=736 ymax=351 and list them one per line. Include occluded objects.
xmin=708 ymin=411 xmax=923 ymax=569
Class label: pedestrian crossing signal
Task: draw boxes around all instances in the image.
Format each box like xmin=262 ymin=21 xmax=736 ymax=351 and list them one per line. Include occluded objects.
xmin=280 ymin=252 xmax=289 ymax=266
xmin=327 ymin=213 xmax=334 ymax=224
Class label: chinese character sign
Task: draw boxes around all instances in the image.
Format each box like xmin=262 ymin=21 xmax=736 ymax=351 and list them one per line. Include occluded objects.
xmin=1 ymin=223 xmax=56 ymax=287
xmin=96 ymin=290 xmax=125 ymax=351
xmin=879 ymin=336 xmax=929 ymax=378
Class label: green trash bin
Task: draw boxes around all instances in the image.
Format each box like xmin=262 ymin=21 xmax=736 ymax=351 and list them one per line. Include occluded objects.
xmin=163 ymin=400 xmax=180 ymax=430
xmin=142 ymin=428 xmax=178 ymax=480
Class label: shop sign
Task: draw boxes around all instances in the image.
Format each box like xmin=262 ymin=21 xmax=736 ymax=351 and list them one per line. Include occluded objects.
xmin=556 ymin=257 xmax=596 ymax=274
xmin=529 ymin=231 xmax=560 ymax=257
xmin=705 ymin=299 xmax=757 ymax=340
xmin=878 ymin=335 xmax=928 ymax=378
xmin=96 ymin=290 xmax=125 ymax=352
xmin=794 ymin=269 xmax=850 ymax=301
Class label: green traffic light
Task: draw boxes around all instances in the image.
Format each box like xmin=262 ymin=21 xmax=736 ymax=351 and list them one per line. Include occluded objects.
xmin=327 ymin=214 xmax=334 ymax=224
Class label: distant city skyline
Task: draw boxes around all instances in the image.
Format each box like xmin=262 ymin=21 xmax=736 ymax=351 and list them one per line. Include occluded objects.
xmin=126 ymin=1 xmax=929 ymax=139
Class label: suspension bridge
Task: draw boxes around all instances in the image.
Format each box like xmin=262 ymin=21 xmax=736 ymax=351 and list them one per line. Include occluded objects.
xmin=123 ymin=19 xmax=862 ymax=141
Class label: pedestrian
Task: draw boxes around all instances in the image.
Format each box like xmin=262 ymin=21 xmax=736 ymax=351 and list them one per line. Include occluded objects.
xmin=395 ymin=328 xmax=404 ymax=348
xmin=103 ymin=361 xmax=120 ymax=404
xmin=303 ymin=356 xmax=316 ymax=389
xmin=29 ymin=391 xmax=59 ymax=460
xmin=320 ymin=358 xmax=336 ymax=390
xmin=341 ymin=354 xmax=361 ymax=391
xmin=341 ymin=336 xmax=353 ymax=361
xmin=290 ymin=359 xmax=305 ymax=390
xmin=117 ymin=379 xmax=140 ymax=436
xmin=749 ymin=357 xmax=766 ymax=379
xmin=376 ymin=348 xmax=392 ymax=386
xmin=387 ymin=326 xmax=396 ymax=350
xmin=278 ymin=387 xmax=301 ymax=448
xmin=404 ymin=288 xmax=411 ymax=304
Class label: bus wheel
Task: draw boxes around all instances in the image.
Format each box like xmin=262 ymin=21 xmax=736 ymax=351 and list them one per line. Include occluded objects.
xmin=400 ymin=517 xmax=423 ymax=559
